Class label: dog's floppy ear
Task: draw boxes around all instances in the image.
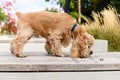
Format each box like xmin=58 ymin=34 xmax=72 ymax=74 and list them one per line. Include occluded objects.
xmin=16 ymin=12 xmax=22 ymax=18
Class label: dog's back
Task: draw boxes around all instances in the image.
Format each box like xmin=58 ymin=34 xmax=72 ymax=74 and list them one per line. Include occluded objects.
xmin=16 ymin=11 xmax=76 ymax=38
xmin=16 ymin=11 xmax=76 ymax=27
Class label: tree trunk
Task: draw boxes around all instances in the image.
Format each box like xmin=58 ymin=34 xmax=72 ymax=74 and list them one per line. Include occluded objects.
xmin=78 ymin=0 xmax=81 ymax=24
xmin=64 ymin=0 xmax=70 ymax=13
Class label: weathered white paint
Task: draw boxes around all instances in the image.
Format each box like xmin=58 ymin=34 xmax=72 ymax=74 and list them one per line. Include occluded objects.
xmin=0 ymin=36 xmax=108 ymax=53
xmin=0 ymin=52 xmax=120 ymax=71
xmin=0 ymin=72 xmax=120 ymax=80
xmin=0 ymin=36 xmax=117 ymax=80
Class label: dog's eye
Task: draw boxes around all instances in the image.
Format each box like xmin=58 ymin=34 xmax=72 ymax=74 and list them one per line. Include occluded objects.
xmin=88 ymin=45 xmax=91 ymax=48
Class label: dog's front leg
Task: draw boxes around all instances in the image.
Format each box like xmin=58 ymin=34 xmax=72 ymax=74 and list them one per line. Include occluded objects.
xmin=48 ymin=34 xmax=65 ymax=57
xmin=70 ymin=43 xmax=79 ymax=58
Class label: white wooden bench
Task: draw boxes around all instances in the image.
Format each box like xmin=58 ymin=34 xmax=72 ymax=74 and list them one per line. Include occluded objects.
xmin=0 ymin=36 xmax=108 ymax=53
xmin=1 ymin=36 xmax=120 ymax=80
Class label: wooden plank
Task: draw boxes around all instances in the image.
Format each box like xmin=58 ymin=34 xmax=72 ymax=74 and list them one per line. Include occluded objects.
xmin=0 ymin=52 xmax=120 ymax=71
xmin=0 ymin=36 xmax=108 ymax=52
xmin=0 ymin=72 xmax=120 ymax=80
xmin=0 ymin=39 xmax=108 ymax=53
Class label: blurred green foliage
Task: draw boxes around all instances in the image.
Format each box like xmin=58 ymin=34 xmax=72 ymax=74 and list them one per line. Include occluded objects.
xmin=45 ymin=0 xmax=120 ymax=19
xmin=0 ymin=7 xmax=8 ymax=22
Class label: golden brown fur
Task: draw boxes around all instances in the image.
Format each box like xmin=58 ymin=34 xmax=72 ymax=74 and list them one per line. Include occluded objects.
xmin=10 ymin=11 xmax=94 ymax=58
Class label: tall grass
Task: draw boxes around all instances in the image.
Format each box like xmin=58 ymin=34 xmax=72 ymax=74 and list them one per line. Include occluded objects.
xmin=82 ymin=6 xmax=120 ymax=51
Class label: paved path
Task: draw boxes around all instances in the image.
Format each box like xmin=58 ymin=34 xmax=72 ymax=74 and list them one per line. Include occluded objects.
xmin=0 ymin=52 xmax=120 ymax=72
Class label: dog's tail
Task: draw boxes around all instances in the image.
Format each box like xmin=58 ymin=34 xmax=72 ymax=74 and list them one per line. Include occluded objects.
xmin=16 ymin=12 xmax=22 ymax=18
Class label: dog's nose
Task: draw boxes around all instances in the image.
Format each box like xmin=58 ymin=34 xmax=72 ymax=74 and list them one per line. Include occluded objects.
xmin=90 ymin=51 xmax=93 ymax=55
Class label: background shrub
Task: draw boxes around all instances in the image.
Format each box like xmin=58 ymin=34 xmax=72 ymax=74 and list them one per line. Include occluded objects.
xmin=82 ymin=6 xmax=120 ymax=51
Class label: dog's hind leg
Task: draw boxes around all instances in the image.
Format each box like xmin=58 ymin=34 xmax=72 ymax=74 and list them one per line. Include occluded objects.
xmin=10 ymin=24 xmax=33 ymax=58
xmin=45 ymin=40 xmax=52 ymax=54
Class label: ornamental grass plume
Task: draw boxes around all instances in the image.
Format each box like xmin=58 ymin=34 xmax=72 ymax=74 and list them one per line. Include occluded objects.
xmin=82 ymin=6 xmax=120 ymax=51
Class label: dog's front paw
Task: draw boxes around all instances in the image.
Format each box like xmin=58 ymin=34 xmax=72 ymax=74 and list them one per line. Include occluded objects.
xmin=70 ymin=53 xmax=79 ymax=58
xmin=15 ymin=53 xmax=26 ymax=58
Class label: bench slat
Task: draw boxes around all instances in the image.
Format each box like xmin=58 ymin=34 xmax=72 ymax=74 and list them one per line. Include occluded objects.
xmin=0 ymin=52 xmax=120 ymax=71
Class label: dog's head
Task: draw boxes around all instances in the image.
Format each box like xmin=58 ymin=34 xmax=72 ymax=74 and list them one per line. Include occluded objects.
xmin=77 ymin=33 xmax=94 ymax=58
xmin=71 ymin=25 xmax=95 ymax=58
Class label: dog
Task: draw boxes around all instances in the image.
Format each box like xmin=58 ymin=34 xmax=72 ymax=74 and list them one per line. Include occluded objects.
xmin=10 ymin=11 xmax=94 ymax=58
